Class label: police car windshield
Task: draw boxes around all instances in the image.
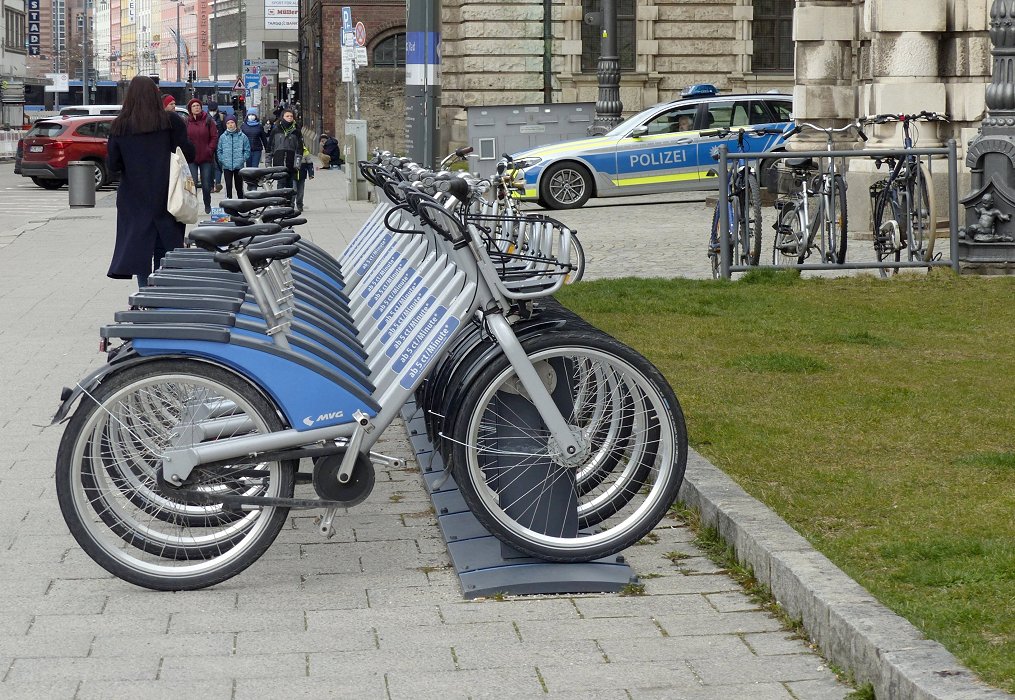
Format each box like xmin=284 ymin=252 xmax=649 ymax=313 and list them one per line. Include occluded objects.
xmin=604 ymin=112 xmax=650 ymax=138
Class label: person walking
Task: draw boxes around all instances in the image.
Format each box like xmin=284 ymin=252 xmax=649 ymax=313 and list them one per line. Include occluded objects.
xmin=216 ymin=115 xmax=251 ymax=199
xmin=241 ymin=111 xmax=268 ymax=168
xmin=267 ymin=107 xmax=303 ymax=189
xmin=296 ymin=145 xmax=314 ymax=211
xmin=207 ymin=102 xmax=226 ymax=193
xmin=106 ymin=75 xmax=195 ymax=288
xmin=185 ymin=98 xmax=218 ymax=214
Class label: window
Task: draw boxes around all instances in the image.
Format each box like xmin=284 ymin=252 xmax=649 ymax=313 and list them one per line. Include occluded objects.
xmin=752 ymin=0 xmax=794 ymax=72
xmin=768 ymin=100 xmax=793 ymax=121
xmin=641 ymin=106 xmax=697 ymax=136
xmin=373 ymin=33 xmax=406 ymax=68
xmin=5 ymin=8 xmax=26 ymax=51
xmin=581 ymin=0 xmax=635 ymax=73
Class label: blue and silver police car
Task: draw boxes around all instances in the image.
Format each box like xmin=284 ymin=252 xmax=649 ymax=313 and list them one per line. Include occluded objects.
xmin=511 ymin=85 xmax=794 ymax=210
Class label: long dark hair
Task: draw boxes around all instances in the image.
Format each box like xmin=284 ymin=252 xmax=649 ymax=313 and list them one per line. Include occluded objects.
xmin=111 ymin=76 xmax=172 ymax=136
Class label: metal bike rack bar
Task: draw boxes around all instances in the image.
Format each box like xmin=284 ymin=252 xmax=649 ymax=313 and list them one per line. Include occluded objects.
xmin=400 ymin=400 xmax=637 ymax=599
xmin=717 ymin=139 xmax=961 ymax=279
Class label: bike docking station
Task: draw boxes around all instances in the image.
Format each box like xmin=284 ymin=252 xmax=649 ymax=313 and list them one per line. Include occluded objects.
xmin=400 ymin=397 xmax=638 ymax=599
xmin=711 ymin=133 xmax=963 ymax=280
xmin=54 ymin=159 xmax=685 ymax=594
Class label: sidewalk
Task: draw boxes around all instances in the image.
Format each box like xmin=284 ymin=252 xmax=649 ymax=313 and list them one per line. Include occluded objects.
xmin=0 ymin=172 xmax=852 ymax=699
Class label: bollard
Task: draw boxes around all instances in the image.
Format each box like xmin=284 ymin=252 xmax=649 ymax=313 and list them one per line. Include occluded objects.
xmin=68 ymin=161 xmax=97 ymax=208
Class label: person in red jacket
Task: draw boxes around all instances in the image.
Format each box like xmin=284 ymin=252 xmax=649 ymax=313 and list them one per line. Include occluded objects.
xmin=185 ymin=98 xmax=219 ymax=214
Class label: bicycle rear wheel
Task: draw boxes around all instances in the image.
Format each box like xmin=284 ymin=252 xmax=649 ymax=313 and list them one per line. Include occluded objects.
xmin=911 ymin=163 xmax=937 ymax=262
xmin=451 ymin=329 xmax=687 ymax=563
xmin=56 ymin=359 xmax=296 ymax=591
xmin=873 ymin=185 xmax=902 ymax=277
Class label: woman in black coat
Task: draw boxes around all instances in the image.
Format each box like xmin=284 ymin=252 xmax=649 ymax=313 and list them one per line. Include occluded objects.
xmin=106 ymin=75 xmax=195 ymax=286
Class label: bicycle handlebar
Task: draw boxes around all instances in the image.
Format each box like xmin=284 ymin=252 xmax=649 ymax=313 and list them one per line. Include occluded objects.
xmin=862 ymin=111 xmax=950 ymax=124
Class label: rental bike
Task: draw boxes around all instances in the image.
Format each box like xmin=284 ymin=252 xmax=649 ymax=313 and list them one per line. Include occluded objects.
xmin=53 ymin=158 xmax=686 ymax=591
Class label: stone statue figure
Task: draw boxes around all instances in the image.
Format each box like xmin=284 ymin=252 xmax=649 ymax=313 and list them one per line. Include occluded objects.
xmin=960 ymin=193 xmax=1014 ymax=243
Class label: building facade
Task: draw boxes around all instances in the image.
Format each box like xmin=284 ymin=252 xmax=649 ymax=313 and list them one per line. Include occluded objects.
xmin=2 ymin=0 xmax=27 ymax=124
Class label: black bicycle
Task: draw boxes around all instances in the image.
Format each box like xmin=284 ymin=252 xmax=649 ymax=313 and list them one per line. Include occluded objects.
xmin=864 ymin=111 xmax=947 ymax=276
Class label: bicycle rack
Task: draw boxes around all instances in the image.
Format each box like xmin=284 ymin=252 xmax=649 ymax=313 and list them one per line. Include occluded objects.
xmin=713 ymin=140 xmax=962 ymax=279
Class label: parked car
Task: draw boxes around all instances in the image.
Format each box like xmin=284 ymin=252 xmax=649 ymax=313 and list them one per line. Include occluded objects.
xmin=510 ymin=85 xmax=794 ymax=209
xmin=59 ymin=104 xmax=122 ymax=117
xmin=19 ymin=115 xmax=115 ymax=190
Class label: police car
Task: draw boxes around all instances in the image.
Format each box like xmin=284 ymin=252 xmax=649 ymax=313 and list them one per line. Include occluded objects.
xmin=511 ymin=85 xmax=793 ymax=209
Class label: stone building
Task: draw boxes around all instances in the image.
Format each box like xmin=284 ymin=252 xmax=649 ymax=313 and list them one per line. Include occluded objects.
xmin=297 ymin=0 xmax=993 ymax=174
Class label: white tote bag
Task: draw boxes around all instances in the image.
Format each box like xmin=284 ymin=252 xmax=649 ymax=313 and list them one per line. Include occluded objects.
xmin=167 ymin=146 xmax=201 ymax=225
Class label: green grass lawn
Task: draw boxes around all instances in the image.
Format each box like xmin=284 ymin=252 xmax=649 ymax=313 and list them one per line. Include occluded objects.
xmin=557 ymin=270 xmax=1015 ymax=693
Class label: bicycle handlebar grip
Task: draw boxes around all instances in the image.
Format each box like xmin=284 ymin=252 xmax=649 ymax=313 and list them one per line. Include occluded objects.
xmin=445 ymin=178 xmax=471 ymax=201
xmin=700 ymin=128 xmax=725 ymax=138
xmin=455 ymin=146 xmax=474 ymax=157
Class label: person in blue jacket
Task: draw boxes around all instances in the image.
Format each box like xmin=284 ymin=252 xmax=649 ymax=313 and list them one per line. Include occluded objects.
xmin=216 ymin=115 xmax=251 ymax=198
xmin=241 ymin=111 xmax=269 ymax=168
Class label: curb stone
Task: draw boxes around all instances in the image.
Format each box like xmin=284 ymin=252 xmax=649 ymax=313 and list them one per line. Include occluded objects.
xmin=677 ymin=449 xmax=1013 ymax=700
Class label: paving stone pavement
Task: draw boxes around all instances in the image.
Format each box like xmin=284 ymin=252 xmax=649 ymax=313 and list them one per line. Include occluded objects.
xmin=0 ymin=167 xmax=850 ymax=698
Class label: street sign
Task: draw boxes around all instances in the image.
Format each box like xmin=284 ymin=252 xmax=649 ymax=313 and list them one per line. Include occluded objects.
xmin=232 ymin=76 xmax=244 ymax=92
xmin=341 ymin=46 xmax=355 ymax=82
xmin=261 ymin=75 xmax=269 ymax=88
xmin=355 ymin=46 xmax=368 ymax=67
xmin=354 ymin=21 xmax=366 ymax=47
xmin=243 ymin=58 xmax=279 ymax=75
xmin=44 ymin=73 xmax=68 ymax=92
xmin=244 ymin=74 xmax=260 ymax=93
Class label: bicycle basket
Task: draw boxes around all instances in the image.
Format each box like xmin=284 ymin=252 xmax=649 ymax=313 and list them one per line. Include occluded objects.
xmin=467 ymin=213 xmax=577 ymax=299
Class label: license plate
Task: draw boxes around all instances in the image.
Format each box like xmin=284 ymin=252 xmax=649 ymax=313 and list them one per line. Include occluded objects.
xmin=29 ymin=145 xmax=43 ymax=153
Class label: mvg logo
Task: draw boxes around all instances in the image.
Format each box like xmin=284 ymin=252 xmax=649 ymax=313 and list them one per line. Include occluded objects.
xmin=302 ymin=410 xmax=345 ymax=427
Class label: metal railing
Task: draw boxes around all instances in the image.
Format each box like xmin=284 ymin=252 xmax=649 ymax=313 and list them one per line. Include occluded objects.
xmin=715 ymin=139 xmax=960 ymax=279
xmin=0 ymin=130 xmax=26 ymax=159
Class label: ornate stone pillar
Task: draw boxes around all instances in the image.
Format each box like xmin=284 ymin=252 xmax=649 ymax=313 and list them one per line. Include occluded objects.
xmin=958 ymin=0 xmax=1015 ymax=273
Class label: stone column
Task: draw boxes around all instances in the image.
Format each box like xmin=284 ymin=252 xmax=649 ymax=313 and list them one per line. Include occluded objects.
xmin=790 ymin=0 xmax=857 ymax=149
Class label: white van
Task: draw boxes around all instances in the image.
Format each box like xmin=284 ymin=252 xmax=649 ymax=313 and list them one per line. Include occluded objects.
xmin=59 ymin=105 xmax=122 ymax=117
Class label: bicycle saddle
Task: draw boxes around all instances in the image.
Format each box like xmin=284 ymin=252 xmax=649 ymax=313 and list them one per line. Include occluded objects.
xmin=189 ymin=224 xmax=283 ymax=250
xmin=213 ymin=244 xmax=300 ymax=273
xmin=247 ymin=233 xmax=301 ymax=248
xmin=262 ymin=207 xmax=298 ymax=223
xmin=245 ymin=188 xmax=297 ymax=200
xmin=785 ymin=157 xmax=816 ymax=170
xmin=239 ymin=166 xmax=289 ymax=180
xmin=220 ymin=198 xmax=289 ymax=214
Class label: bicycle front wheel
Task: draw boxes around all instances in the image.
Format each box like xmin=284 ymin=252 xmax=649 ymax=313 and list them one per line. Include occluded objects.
xmin=450 ymin=329 xmax=688 ymax=563
xmin=739 ymin=173 xmax=763 ymax=266
xmin=773 ymin=204 xmax=805 ymax=266
xmin=565 ymin=235 xmax=586 ymax=284
xmin=823 ymin=175 xmax=848 ymax=264
xmin=872 ymin=185 xmax=902 ymax=277
xmin=708 ymin=201 xmax=722 ymax=279
xmin=56 ymin=359 xmax=296 ymax=591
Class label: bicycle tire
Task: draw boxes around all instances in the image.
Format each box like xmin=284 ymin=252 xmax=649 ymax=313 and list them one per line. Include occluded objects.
xmin=741 ymin=173 xmax=763 ymax=266
xmin=565 ymin=234 xmax=586 ymax=284
xmin=450 ymin=329 xmax=687 ymax=563
xmin=872 ymin=184 xmax=902 ymax=277
xmin=773 ymin=203 xmax=806 ymax=266
xmin=56 ymin=359 xmax=296 ymax=591
xmin=822 ymin=175 xmax=848 ymax=264
xmin=708 ymin=202 xmax=722 ymax=279
xmin=913 ymin=163 xmax=937 ymax=262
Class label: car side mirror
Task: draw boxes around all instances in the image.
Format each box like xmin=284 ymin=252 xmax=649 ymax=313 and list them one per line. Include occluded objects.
xmin=630 ymin=125 xmax=649 ymax=139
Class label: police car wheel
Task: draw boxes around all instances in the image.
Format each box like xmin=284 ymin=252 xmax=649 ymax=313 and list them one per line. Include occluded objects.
xmin=541 ymin=162 xmax=592 ymax=210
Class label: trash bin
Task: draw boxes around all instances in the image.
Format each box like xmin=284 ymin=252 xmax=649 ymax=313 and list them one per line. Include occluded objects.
xmin=68 ymin=161 xmax=96 ymax=208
